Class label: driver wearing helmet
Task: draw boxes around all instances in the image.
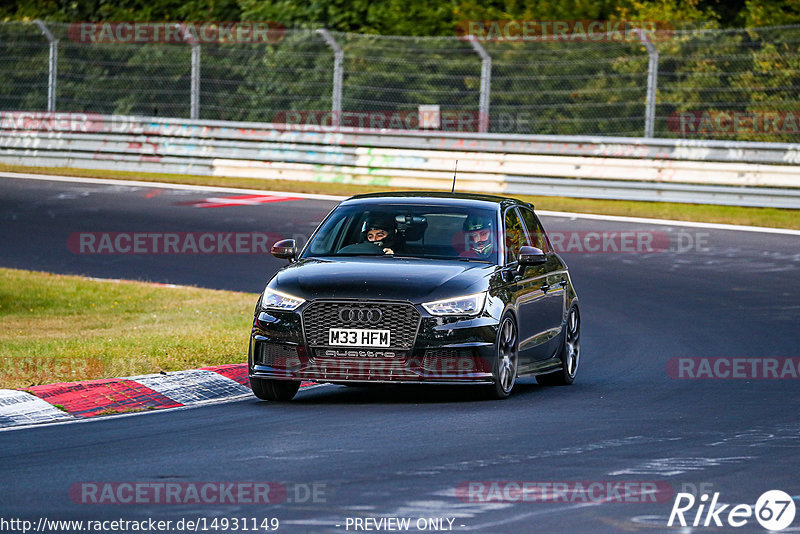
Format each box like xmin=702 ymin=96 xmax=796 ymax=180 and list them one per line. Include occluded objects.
xmin=460 ymin=214 xmax=494 ymax=258
xmin=362 ymin=214 xmax=399 ymax=255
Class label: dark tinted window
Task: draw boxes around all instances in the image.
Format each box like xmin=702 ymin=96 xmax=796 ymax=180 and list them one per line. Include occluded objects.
xmin=302 ymin=203 xmax=499 ymax=263
xmin=518 ymin=207 xmax=550 ymax=252
xmin=504 ymin=208 xmax=525 ymax=263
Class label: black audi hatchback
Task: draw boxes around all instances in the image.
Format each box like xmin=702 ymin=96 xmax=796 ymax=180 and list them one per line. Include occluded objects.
xmin=249 ymin=192 xmax=580 ymax=401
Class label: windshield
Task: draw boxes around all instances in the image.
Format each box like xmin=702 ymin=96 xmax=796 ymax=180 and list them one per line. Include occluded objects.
xmin=301 ymin=203 xmax=499 ymax=263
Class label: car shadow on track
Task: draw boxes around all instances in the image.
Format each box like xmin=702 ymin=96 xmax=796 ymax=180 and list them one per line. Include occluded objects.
xmin=277 ymin=379 xmax=550 ymax=405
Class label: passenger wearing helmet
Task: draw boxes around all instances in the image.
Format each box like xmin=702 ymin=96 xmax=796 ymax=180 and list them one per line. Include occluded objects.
xmin=362 ymin=214 xmax=399 ymax=255
xmin=460 ymin=214 xmax=494 ymax=258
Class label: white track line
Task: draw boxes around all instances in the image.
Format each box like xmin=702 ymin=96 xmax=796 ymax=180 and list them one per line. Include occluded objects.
xmin=537 ymin=210 xmax=800 ymax=236
xmin=0 ymin=171 xmax=345 ymax=201
xmin=2 ymin=171 xmax=798 ymax=235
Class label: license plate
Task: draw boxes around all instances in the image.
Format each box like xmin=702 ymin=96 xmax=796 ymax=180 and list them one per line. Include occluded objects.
xmin=328 ymin=328 xmax=391 ymax=347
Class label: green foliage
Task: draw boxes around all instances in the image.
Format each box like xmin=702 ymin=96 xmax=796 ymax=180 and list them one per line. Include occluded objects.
xmin=4 ymin=0 xmax=800 ymax=30
xmin=2 ymin=1 xmax=800 ymax=140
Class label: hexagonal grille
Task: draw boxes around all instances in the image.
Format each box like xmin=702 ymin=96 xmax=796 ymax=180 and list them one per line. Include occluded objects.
xmin=422 ymin=348 xmax=474 ymax=372
xmin=256 ymin=343 xmax=299 ymax=367
xmin=302 ymin=301 xmax=420 ymax=349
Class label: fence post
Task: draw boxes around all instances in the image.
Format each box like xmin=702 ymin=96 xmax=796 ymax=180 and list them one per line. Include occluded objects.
xmin=178 ymin=24 xmax=201 ymax=120
xmin=33 ymin=20 xmax=57 ymax=113
xmin=467 ymin=36 xmax=492 ymax=133
xmin=316 ymin=29 xmax=343 ymax=128
xmin=190 ymin=43 xmax=201 ymax=119
xmin=637 ymin=29 xmax=658 ymax=138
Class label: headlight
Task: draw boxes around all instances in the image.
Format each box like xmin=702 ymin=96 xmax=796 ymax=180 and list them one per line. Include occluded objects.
xmin=422 ymin=292 xmax=486 ymax=316
xmin=261 ymin=287 xmax=305 ymax=311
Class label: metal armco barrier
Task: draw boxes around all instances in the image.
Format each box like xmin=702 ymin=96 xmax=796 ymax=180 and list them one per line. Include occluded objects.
xmin=1 ymin=113 xmax=799 ymax=208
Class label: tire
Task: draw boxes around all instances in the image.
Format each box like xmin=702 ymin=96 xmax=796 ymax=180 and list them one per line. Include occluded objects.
xmin=537 ymin=306 xmax=580 ymax=386
xmin=250 ymin=377 xmax=300 ymax=401
xmin=488 ymin=314 xmax=519 ymax=399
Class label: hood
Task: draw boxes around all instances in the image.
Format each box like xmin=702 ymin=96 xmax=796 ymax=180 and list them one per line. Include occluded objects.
xmin=270 ymin=257 xmax=494 ymax=303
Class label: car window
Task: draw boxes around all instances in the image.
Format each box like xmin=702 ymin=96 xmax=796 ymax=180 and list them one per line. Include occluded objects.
xmin=307 ymin=213 xmax=349 ymax=255
xmin=302 ymin=203 xmax=499 ymax=263
xmin=504 ymin=208 xmax=525 ymax=264
xmin=518 ymin=207 xmax=550 ymax=253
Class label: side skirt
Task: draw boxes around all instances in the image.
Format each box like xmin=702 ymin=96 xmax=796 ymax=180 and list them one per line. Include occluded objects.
xmin=518 ymin=356 xmax=562 ymax=377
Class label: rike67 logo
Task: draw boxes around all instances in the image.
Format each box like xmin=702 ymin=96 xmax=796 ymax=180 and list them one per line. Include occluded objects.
xmin=668 ymin=490 xmax=796 ymax=531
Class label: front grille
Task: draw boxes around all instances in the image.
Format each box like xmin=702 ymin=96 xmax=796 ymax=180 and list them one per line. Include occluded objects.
xmin=256 ymin=342 xmax=300 ymax=368
xmin=422 ymin=348 xmax=474 ymax=372
xmin=302 ymin=301 xmax=420 ymax=349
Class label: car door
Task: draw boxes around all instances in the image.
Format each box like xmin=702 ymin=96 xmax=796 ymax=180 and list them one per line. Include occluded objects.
xmin=501 ymin=207 xmax=553 ymax=369
xmin=518 ymin=206 xmax=566 ymax=362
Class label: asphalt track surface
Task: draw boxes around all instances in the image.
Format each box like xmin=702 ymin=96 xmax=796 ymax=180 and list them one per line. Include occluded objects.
xmin=1 ymin=176 xmax=799 ymax=533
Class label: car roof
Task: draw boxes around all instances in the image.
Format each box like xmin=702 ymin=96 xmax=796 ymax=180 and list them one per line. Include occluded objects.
xmin=342 ymin=191 xmax=533 ymax=210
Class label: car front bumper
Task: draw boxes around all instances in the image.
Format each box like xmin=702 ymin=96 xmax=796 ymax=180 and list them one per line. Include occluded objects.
xmin=248 ymin=303 xmax=499 ymax=384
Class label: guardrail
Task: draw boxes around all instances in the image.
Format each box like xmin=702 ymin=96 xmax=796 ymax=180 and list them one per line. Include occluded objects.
xmin=1 ymin=113 xmax=799 ymax=208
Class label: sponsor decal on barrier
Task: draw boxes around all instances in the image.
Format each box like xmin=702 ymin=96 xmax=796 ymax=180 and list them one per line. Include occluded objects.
xmin=456 ymin=20 xmax=673 ymax=42
xmin=667 ymin=357 xmax=800 ymax=379
xmin=67 ymin=21 xmax=286 ymax=44
xmin=456 ymin=481 xmax=673 ymax=503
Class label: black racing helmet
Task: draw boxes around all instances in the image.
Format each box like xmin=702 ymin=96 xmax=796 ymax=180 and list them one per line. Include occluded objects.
xmin=361 ymin=213 xmax=397 ymax=247
xmin=365 ymin=214 xmax=397 ymax=233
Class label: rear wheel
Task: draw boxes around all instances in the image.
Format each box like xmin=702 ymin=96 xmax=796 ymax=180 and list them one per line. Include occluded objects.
xmin=250 ymin=377 xmax=300 ymax=401
xmin=488 ymin=314 xmax=518 ymax=399
xmin=537 ymin=306 xmax=580 ymax=386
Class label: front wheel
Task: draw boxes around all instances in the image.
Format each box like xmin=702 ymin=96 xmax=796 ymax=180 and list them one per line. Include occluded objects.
xmin=250 ymin=377 xmax=300 ymax=401
xmin=537 ymin=306 xmax=580 ymax=386
xmin=488 ymin=314 xmax=519 ymax=399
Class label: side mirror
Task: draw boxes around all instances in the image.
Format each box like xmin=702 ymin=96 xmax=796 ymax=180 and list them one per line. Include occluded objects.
xmin=271 ymin=239 xmax=296 ymax=261
xmin=518 ymin=246 xmax=547 ymax=266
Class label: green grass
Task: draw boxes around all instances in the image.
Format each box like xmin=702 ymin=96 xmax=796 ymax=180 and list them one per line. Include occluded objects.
xmin=2 ymin=164 xmax=798 ymax=230
xmin=0 ymin=268 xmax=258 ymax=389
